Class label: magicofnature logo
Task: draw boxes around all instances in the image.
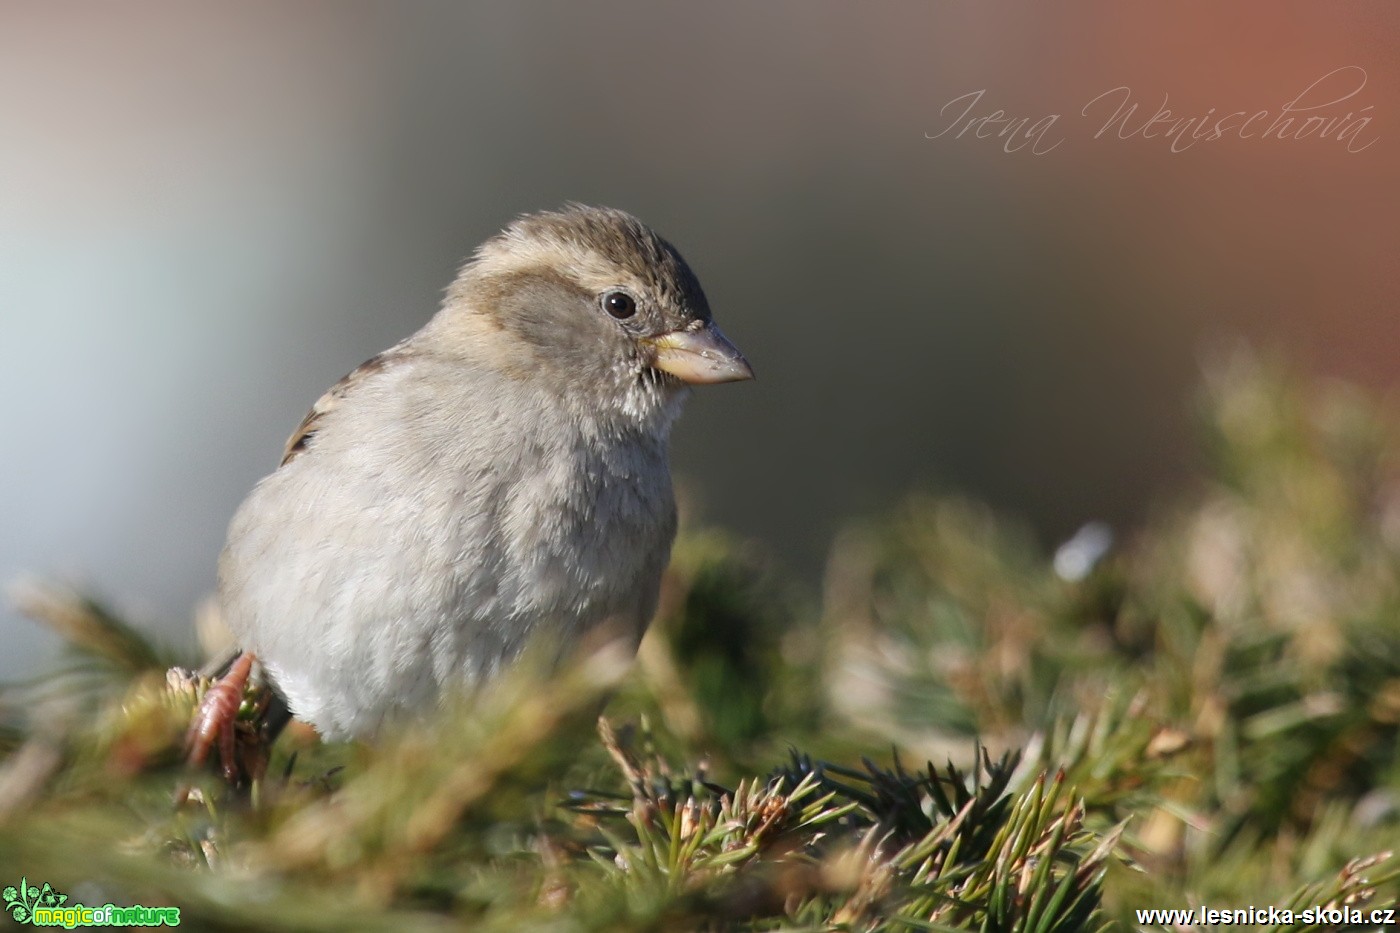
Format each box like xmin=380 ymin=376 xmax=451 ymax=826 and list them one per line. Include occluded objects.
xmin=3 ymin=878 xmax=179 ymax=928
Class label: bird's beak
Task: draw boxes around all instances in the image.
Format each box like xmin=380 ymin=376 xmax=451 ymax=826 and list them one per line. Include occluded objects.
xmin=644 ymin=323 xmax=754 ymax=385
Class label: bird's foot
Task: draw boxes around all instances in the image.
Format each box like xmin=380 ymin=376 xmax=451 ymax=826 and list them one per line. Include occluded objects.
xmin=184 ymin=651 xmax=258 ymax=787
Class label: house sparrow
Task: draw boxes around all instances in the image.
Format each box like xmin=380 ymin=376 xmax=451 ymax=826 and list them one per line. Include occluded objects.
xmin=188 ymin=205 xmax=751 ymax=767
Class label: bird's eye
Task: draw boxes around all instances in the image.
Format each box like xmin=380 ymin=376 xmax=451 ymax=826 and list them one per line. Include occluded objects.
xmin=603 ymin=291 xmax=637 ymax=319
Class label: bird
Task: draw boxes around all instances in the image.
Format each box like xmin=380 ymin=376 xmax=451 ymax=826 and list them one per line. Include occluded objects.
xmin=186 ymin=205 xmax=752 ymax=775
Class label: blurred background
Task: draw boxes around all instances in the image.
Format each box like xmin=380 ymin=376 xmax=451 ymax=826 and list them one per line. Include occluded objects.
xmin=2 ymin=2 xmax=1397 ymax=679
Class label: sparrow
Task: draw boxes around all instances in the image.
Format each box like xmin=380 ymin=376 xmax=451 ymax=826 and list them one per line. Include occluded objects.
xmin=186 ymin=205 xmax=752 ymax=771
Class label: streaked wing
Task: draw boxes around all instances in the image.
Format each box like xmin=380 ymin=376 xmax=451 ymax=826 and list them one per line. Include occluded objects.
xmin=280 ymin=346 xmax=406 ymax=466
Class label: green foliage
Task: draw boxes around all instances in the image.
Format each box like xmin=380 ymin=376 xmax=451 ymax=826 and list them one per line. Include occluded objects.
xmin=1 ymin=349 xmax=1398 ymax=930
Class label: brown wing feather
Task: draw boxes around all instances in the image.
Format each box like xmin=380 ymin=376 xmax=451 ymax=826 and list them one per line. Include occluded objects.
xmin=280 ymin=350 xmax=396 ymax=466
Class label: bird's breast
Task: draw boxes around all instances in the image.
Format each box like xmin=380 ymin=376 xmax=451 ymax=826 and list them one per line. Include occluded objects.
xmin=486 ymin=431 xmax=675 ymax=621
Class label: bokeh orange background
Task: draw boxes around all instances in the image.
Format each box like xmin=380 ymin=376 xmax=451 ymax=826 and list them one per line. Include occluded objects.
xmin=2 ymin=3 xmax=1397 ymax=676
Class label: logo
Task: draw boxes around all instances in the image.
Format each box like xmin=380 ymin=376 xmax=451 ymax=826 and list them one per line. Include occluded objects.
xmin=4 ymin=879 xmax=179 ymax=928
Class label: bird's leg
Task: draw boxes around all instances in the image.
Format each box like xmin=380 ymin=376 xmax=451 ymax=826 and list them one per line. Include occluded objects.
xmin=185 ymin=651 xmax=256 ymax=783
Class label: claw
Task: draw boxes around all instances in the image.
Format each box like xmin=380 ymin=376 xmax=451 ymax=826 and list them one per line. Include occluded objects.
xmin=185 ymin=651 xmax=256 ymax=783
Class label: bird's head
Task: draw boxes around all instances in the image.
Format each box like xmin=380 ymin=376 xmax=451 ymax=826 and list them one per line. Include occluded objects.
xmin=431 ymin=205 xmax=752 ymax=424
